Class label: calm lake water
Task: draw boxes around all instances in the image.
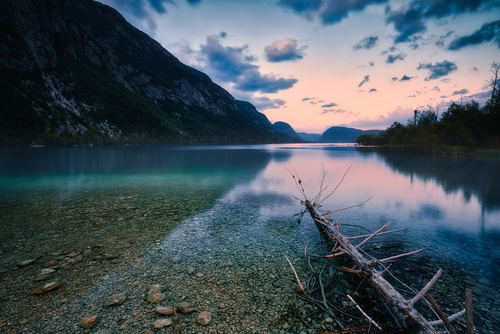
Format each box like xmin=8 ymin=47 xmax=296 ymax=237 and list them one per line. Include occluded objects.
xmin=1 ymin=144 xmax=499 ymax=333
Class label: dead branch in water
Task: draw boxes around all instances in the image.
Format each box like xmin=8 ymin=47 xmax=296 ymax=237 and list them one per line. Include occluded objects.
xmin=288 ymin=168 xmax=472 ymax=334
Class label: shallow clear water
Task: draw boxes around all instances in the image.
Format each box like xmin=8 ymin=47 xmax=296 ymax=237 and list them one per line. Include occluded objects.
xmin=1 ymin=144 xmax=499 ymax=333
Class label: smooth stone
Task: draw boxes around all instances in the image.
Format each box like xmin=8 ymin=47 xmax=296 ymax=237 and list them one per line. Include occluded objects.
xmin=38 ymin=268 xmax=56 ymax=275
xmin=148 ymin=284 xmax=165 ymax=295
xmin=196 ymin=311 xmax=212 ymax=326
xmin=79 ymin=315 xmax=98 ymax=329
xmin=44 ymin=260 xmax=58 ymax=267
xmin=104 ymin=293 xmax=127 ymax=306
xmin=31 ymin=281 xmax=61 ymax=295
xmin=94 ymin=330 xmax=112 ymax=334
xmin=18 ymin=259 xmax=36 ymax=267
xmin=146 ymin=293 xmax=165 ymax=303
xmin=152 ymin=318 xmax=172 ymax=329
xmin=187 ymin=267 xmax=195 ymax=275
xmin=177 ymin=302 xmax=196 ymax=314
xmin=103 ymin=254 xmax=118 ymax=259
xmin=155 ymin=306 xmax=175 ymax=316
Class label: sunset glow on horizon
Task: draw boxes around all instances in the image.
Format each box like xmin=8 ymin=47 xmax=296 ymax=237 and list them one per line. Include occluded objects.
xmin=98 ymin=0 xmax=500 ymax=133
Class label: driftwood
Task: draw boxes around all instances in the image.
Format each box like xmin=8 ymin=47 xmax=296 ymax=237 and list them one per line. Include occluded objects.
xmin=289 ymin=168 xmax=474 ymax=333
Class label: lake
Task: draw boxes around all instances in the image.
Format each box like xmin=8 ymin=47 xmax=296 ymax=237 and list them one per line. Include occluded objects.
xmin=0 ymin=144 xmax=499 ymax=333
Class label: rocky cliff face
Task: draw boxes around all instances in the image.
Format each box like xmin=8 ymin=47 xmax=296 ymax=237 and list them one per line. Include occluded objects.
xmin=0 ymin=0 xmax=281 ymax=145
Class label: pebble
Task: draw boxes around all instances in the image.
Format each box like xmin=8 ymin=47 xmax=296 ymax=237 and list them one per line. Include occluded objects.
xmin=177 ymin=302 xmax=196 ymax=314
xmin=155 ymin=306 xmax=175 ymax=316
xmin=104 ymin=293 xmax=127 ymax=306
xmin=18 ymin=259 xmax=36 ymax=267
xmin=153 ymin=318 xmax=172 ymax=329
xmin=148 ymin=284 xmax=165 ymax=294
xmin=31 ymin=281 xmax=61 ymax=295
xmin=196 ymin=311 xmax=212 ymax=326
xmin=79 ymin=315 xmax=98 ymax=329
xmin=147 ymin=293 xmax=165 ymax=303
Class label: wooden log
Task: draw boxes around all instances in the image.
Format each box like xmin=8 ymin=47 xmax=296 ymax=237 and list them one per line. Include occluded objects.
xmin=428 ymin=294 xmax=456 ymax=334
xmin=466 ymin=288 xmax=474 ymax=334
xmin=303 ymin=199 xmax=438 ymax=333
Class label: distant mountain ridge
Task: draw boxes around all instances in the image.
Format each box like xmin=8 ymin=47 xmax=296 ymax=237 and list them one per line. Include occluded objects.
xmin=318 ymin=126 xmax=383 ymax=143
xmin=236 ymin=101 xmax=301 ymax=142
xmin=272 ymin=121 xmax=304 ymax=141
xmin=297 ymin=132 xmax=321 ymax=142
xmin=0 ymin=0 xmax=289 ymax=146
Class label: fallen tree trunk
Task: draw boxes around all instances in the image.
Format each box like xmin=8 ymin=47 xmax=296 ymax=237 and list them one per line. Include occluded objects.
xmin=304 ymin=200 xmax=437 ymax=333
xmin=290 ymin=168 xmax=471 ymax=333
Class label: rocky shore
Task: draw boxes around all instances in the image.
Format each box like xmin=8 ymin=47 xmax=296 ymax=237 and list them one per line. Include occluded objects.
xmin=0 ymin=181 xmax=335 ymax=333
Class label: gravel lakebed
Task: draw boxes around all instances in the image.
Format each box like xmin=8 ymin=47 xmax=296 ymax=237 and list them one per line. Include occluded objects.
xmin=0 ymin=180 xmax=330 ymax=333
xmin=1 ymin=179 xmax=499 ymax=333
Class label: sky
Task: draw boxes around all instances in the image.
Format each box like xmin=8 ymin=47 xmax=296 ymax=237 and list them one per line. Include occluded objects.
xmin=97 ymin=0 xmax=500 ymax=133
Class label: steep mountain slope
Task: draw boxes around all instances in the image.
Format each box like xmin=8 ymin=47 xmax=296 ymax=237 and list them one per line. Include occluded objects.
xmin=272 ymin=121 xmax=304 ymax=141
xmin=318 ymin=126 xmax=383 ymax=143
xmin=236 ymin=101 xmax=301 ymax=142
xmin=0 ymin=0 xmax=282 ymax=146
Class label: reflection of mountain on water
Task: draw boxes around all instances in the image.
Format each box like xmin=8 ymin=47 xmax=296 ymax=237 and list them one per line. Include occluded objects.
xmin=374 ymin=152 xmax=500 ymax=211
xmin=0 ymin=146 xmax=290 ymax=177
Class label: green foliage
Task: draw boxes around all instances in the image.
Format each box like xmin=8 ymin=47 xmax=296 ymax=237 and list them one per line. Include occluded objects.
xmin=357 ymin=98 xmax=500 ymax=153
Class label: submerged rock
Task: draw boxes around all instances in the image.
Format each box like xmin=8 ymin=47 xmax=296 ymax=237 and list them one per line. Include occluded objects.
xmin=155 ymin=306 xmax=175 ymax=316
xmin=177 ymin=302 xmax=196 ymax=314
xmin=31 ymin=281 xmax=61 ymax=295
xmin=79 ymin=315 xmax=98 ymax=329
xmin=153 ymin=318 xmax=172 ymax=329
xmin=146 ymin=293 xmax=165 ymax=303
xmin=196 ymin=311 xmax=212 ymax=326
xmin=104 ymin=293 xmax=127 ymax=306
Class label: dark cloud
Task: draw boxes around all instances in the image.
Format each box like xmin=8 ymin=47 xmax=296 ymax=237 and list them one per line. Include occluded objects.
xmin=252 ymin=96 xmax=286 ymax=109
xmin=417 ymin=60 xmax=457 ymax=80
xmin=391 ymin=77 xmax=399 ymax=81
xmin=198 ymin=35 xmax=297 ymax=93
xmin=432 ymin=86 xmax=441 ymax=91
xmin=399 ymin=74 xmax=413 ymax=81
xmin=386 ymin=52 xmax=406 ymax=63
xmin=452 ymin=89 xmax=469 ymax=95
xmin=448 ymin=20 xmax=500 ymax=50
xmin=369 ymin=61 xmax=375 ymax=66
xmin=105 ymin=0 xmax=202 ymax=18
xmin=235 ymin=71 xmax=298 ymax=93
xmin=369 ymin=88 xmax=378 ymax=92
xmin=471 ymin=66 xmax=479 ymax=71
xmin=353 ymin=36 xmax=379 ymax=50
xmin=302 ymin=97 xmax=316 ymax=101
xmin=386 ymin=0 xmax=497 ymax=43
xmin=277 ymin=0 xmax=388 ymax=25
xmin=321 ymin=102 xmax=338 ymax=108
xmin=358 ymin=75 xmax=370 ymax=87
xmin=265 ymin=38 xmax=307 ymax=62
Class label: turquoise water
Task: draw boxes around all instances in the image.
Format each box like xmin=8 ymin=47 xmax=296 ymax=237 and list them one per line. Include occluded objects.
xmin=1 ymin=144 xmax=499 ymax=332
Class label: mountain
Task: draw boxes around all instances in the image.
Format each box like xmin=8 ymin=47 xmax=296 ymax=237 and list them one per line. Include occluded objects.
xmin=0 ymin=0 xmax=285 ymax=146
xmin=272 ymin=122 xmax=304 ymax=141
xmin=235 ymin=101 xmax=301 ymax=142
xmin=297 ymin=132 xmax=321 ymax=142
xmin=318 ymin=126 xmax=383 ymax=143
